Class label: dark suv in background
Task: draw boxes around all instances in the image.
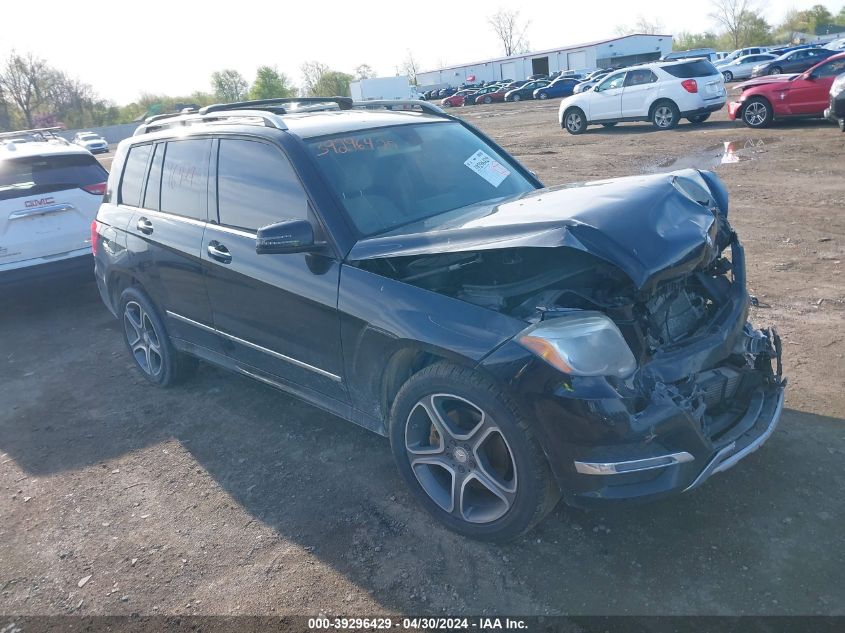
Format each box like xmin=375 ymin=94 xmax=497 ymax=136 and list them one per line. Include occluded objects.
xmin=93 ymin=97 xmax=785 ymax=540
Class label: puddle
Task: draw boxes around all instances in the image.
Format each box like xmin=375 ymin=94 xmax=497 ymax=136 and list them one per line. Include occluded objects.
xmin=647 ymin=139 xmax=771 ymax=173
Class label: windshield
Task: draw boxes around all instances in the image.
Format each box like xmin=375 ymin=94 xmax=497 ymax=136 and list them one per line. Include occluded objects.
xmin=307 ymin=121 xmax=536 ymax=237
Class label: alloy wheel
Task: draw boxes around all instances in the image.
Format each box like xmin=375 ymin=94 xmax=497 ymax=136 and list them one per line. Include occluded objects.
xmin=123 ymin=300 xmax=163 ymax=377
xmin=565 ymin=111 xmax=583 ymax=132
xmin=654 ymin=105 xmax=675 ymax=128
xmin=405 ymin=394 xmax=517 ymax=524
xmin=744 ymin=101 xmax=768 ymax=126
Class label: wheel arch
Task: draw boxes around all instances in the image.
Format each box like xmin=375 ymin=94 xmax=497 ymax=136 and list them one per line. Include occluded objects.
xmin=648 ymin=97 xmax=679 ymax=119
xmin=381 ymin=346 xmax=471 ymax=423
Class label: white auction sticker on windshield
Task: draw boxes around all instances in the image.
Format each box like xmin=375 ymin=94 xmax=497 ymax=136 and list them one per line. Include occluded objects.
xmin=464 ymin=150 xmax=510 ymax=187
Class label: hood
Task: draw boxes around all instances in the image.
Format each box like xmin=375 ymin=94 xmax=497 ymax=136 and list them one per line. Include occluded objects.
xmin=736 ymin=74 xmax=798 ymax=90
xmin=348 ymin=169 xmax=725 ymax=290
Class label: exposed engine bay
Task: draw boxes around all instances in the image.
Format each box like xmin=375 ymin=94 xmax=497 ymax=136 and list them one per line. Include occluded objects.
xmin=357 ymin=244 xmax=734 ymax=362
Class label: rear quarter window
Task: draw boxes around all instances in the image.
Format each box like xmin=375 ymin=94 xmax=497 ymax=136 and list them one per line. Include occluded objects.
xmin=118 ymin=144 xmax=152 ymax=207
xmin=663 ymin=60 xmax=720 ymax=78
xmin=0 ymin=153 xmax=108 ymax=202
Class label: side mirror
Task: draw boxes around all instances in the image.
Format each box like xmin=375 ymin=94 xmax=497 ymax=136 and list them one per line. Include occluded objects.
xmin=256 ymin=219 xmax=319 ymax=255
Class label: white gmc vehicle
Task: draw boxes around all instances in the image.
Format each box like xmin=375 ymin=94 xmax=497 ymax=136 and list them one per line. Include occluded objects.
xmin=0 ymin=128 xmax=107 ymax=282
xmin=558 ymin=59 xmax=727 ymax=134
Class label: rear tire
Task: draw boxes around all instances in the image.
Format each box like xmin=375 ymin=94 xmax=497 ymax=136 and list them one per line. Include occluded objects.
xmin=538 ymin=92 xmax=548 ymax=99
xmin=483 ymin=96 xmax=492 ymax=104
xmin=119 ymin=287 xmax=197 ymax=387
xmin=562 ymin=107 xmax=588 ymax=134
xmin=741 ymin=97 xmax=773 ymax=128
xmin=722 ymin=71 xmax=733 ymax=82
xmin=512 ymin=94 xmax=522 ymax=102
xmin=769 ymin=66 xmax=782 ymax=75
xmin=389 ymin=363 xmax=559 ymax=541
xmin=651 ymin=101 xmax=680 ymax=130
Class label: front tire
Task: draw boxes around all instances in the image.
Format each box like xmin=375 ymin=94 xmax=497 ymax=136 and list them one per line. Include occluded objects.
xmin=722 ymin=71 xmax=733 ymax=82
xmin=742 ymin=97 xmax=773 ymax=128
xmin=651 ymin=101 xmax=680 ymax=129
xmin=512 ymin=94 xmax=521 ymax=102
xmin=119 ymin=287 xmax=196 ymax=387
xmin=389 ymin=363 xmax=559 ymax=541
xmin=839 ymin=118 xmax=845 ymax=132
xmin=769 ymin=66 xmax=782 ymax=75
xmin=538 ymin=92 xmax=548 ymax=100
xmin=483 ymin=96 xmax=492 ymax=104
xmin=562 ymin=107 xmax=588 ymax=134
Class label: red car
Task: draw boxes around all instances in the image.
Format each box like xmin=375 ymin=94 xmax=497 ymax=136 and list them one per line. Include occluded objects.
xmin=728 ymin=52 xmax=845 ymax=128
xmin=440 ymin=90 xmax=476 ymax=107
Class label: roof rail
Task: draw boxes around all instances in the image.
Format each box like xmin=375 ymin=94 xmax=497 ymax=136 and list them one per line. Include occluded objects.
xmin=351 ymin=100 xmax=448 ymax=117
xmin=0 ymin=126 xmax=64 ymax=141
xmin=134 ymin=109 xmax=289 ymax=136
xmin=200 ymin=96 xmax=353 ymax=115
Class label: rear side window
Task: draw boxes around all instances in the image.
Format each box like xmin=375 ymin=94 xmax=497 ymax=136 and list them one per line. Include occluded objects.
xmin=216 ymin=139 xmax=308 ymax=231
xmin=1 ymin=153 xmax=108 ymax=201
xmin=119 ymin=144 xmax=152 ymax=207
xmin=160 ymin=139 xmax=210 ymax=221
xmin=663 ymin=60 xmax=719 ymax=78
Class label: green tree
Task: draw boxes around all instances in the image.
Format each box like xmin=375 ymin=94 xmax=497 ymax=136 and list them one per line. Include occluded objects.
xmin=301 ymin=61 xmax=329 ymax=96
xmin=248 ymin=66 xmax=296 ymax=100
xmin=836 ymin=6 xmax=845 ymax=26
xmin=211 ymin=69 xmax=248 ymax=102
xmin=737 ymin=11 xmax=771 ymax=46
xmin=673 ymin=31 xmax=720 ymax=50
xmin=311 ymin=70 xmax=354 ymax=97
xmin=805 ymin=4 xmax=835 ymax=31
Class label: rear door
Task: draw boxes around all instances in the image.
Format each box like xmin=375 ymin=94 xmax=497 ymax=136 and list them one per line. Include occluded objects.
xmin=621 ymin=69 xmax=658 ymax=117
xmin=588 ymin=71 xmax=626 ymax=120
xmin=0 ymin=151 xmax=107 ymax=271
xmin=120 ymin=138 xmax=221 ymax=352
xmin=203 ymin=136 xmax=348 ymax=402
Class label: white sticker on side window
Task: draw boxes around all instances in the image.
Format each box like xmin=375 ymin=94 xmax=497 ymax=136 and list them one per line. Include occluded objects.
xmin=464 ymin=150 xmax=511 ymax=187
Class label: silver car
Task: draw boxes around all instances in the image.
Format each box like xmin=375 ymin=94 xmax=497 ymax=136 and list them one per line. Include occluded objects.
xmin=719 ymin=54 xmax=777 ymax=82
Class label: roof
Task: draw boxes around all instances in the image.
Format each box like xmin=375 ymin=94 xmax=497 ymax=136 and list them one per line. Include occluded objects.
xmin=129 ymin=109 xmax=451 ymax=144
xmin=419 ymin=33 xmax=674 ymax=75
xmin=281 ymin=110 xmax=447 ymax=139
xmin=0 ymin=140 xmax=91 ymax=161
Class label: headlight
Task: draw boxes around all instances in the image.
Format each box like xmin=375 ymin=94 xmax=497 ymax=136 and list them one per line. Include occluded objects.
xmin=517 ymin=311 xmax=637 ymax=379
xmin=832 ymin=74 xmax=845 ymax=97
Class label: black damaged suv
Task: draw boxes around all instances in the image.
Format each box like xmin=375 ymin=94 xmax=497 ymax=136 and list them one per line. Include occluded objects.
xmin=93 ymin=97 xmax=785 ymax=540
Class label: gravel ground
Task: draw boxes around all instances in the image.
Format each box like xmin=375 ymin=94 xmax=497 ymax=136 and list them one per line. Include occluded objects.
xmin=1 ymin=103 xmax=844 ymax=618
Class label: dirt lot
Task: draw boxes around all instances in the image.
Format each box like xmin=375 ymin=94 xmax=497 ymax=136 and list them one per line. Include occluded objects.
xmin=2 ymin=103 xmax=844 ymax=618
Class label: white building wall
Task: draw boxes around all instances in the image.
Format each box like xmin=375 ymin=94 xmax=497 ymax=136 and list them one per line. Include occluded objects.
xmin=416 ymin=35 xmax=672 ymax=90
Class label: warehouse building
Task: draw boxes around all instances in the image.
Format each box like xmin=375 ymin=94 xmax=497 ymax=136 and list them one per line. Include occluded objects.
xmin=416 ymin=34 xmax=673 ymax=89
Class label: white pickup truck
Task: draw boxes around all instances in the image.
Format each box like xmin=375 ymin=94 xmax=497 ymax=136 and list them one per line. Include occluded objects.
xmin=0 ymin=128 xmax=108 ymax=282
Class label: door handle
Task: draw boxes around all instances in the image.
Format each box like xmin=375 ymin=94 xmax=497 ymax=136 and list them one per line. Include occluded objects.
xmin=136 ymin=217 xmax=154 ymax=235
xmin=207 ymin=241 xmax=232 ymax=264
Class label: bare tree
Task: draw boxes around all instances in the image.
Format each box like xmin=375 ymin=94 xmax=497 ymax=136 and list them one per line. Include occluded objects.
xmin=487 ymin=9 xmax=530 ymax=57
xmin=300 ymin=61 xmax=329 ymax=96
xmin=354 ymin=64 xmax=376 ymax=80
xmin=211 ymin=69 xmax=249 ymax=102
xmin=710 ymin=0 xmax=755 ymax=48
xmin=0 ymin=51 xmax=48 ymax=128
xmin=401 ymin=51 xmax=420 ymax=85
xmin=615 ymin=15 xmax=666 ymax=35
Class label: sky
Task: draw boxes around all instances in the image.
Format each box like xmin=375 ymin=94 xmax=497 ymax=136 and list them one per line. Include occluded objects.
xmin=0 ymin=0 xmax=841 ymax=104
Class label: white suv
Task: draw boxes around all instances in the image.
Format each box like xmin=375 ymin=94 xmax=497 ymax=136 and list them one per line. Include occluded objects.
xmin=558 ymin=59 xmax=727 ymax=134
xmin=1 ymin=128 xmax=108 ymax=282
